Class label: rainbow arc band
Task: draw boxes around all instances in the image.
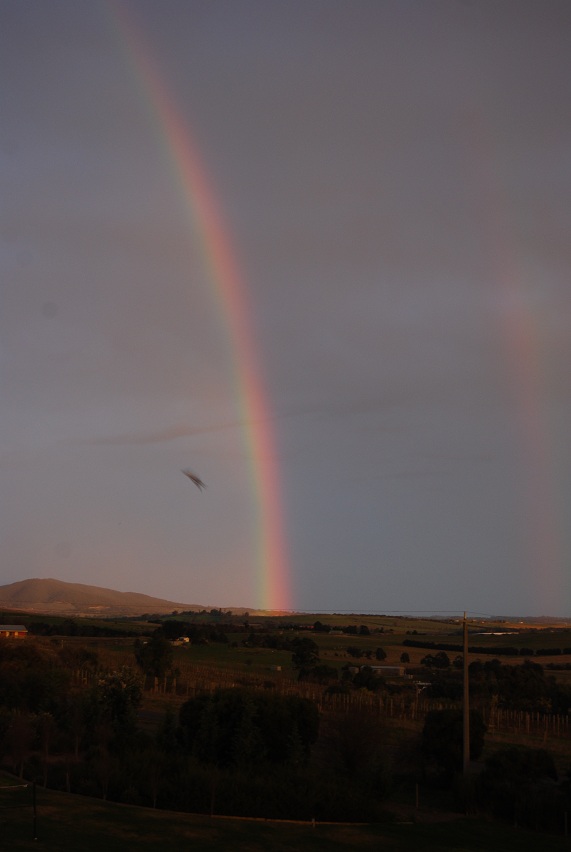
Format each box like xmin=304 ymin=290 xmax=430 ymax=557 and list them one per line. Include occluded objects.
xmin=107 ymin=1 xmax=291 ymax=611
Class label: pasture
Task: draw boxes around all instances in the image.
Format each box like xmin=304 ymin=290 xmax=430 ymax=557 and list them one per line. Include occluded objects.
xmin=4 ymin=610 xmax=571 ymax=843
xmin=1 ymin=773 xmax=570 ymax=852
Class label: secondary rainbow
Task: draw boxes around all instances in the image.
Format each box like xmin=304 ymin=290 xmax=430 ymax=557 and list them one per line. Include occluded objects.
xmin=466 ymin=115 xmax=563 ymax=614
xmin=108 ymin=2 xmax=291 ymax=611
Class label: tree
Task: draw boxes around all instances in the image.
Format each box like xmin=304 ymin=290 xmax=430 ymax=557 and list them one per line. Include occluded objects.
xmin=134 ymin=632 xmax=174 ymax=679
xmin=400 ymin=652 xmax=410 ymax=663
xmin=468 ymin=658 xmax=559 ymax=712
xmin=95 ymin=667 xmax=142 ymax=735
xmin=291 ymin=637 xmax=319 ymax=670
xmin=327 ymin=705 xmax=390 ymax=787
xmin=484 ymin=745 xmax=557 ymax=784
xmin=298 ymin=664 xmax=338 ymax=684
xmin=8 ymin=712 xmax=35 ymax=777
xmin=159 ymin=620 xmax=191 ymax=640
xmin=421 ymin=651 xmax=450 ymax=669
xmin=477 ymin=746 xmax=558 ymax=828
xmin=156 ymin=708 xmax=178 ymax=754
xmin=346 ymin=646 xmax=363 ymax=659
xmin=37 ymin=711 xmax=55 ymax=786
xmin=179 ymin=688 xmax=319 ymax=769
xmin=422 ymin=709 xmax=486 ymax=780
xmin=375 ymin=647 xmax=387 ymax=661
xmin=352 ymin=666 xmax=385 ymax=692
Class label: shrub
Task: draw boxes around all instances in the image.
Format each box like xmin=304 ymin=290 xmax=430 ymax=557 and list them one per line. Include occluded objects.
xmin=422 ymin=709 xmax=486 ymax=780
xmin=477 ymin=746 xmax=562 ymax=831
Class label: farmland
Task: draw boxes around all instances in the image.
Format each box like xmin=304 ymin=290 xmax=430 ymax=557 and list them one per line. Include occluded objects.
xmin=2 ymin=771 xmax=571 ymax=852
xmin=2 ymin=610 xmax=571 ymax=845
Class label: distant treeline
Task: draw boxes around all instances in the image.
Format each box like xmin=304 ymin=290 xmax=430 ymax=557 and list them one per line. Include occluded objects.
xmin=403 ymin=639 xmax=571 ymax=657
xmin=313 ymin=621 xmax=385 ymax=635
xmin=27 ymin=619 xmax=143 ymax=638
xmin=156 ymin=618 xmax=384 ymax=638
xmin=155 ymin=620 xmax=230 ymax=644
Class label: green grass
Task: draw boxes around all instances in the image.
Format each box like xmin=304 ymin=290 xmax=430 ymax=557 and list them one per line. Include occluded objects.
xmin=107 ymin=621 xmax=571 ymax=684
xmin=1 ymin=774 xmax=569 ymax=851
xmin=259 ymin=614 xmax=466 ymax=631
xmin=173 ymin=641 xmax=294 ymax=675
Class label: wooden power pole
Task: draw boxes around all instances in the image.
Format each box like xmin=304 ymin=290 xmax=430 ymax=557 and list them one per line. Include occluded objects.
xmin=463 ymin=611 xmax=470 ymax=775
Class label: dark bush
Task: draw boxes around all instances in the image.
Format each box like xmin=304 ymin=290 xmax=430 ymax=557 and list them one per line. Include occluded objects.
xmin=422 ymin=709 xmax=486 ymax=780
xmin=179 ymin=688 xmax=319 ymax=769
xmin=477 ymin=746 xmax=563 ymax=831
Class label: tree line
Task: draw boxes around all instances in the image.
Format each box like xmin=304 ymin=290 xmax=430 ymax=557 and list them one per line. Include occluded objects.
xmin=403 ymin=638 xmax=571 ymax=656
xmin=2 ymin=628 xmax=571 ymax=831
xmin=0 ymin=635 xmax=393 ymax=820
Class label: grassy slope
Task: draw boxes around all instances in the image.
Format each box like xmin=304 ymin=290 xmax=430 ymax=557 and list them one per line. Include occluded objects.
xmin=1 ymin=775 xmax=570 ymax=852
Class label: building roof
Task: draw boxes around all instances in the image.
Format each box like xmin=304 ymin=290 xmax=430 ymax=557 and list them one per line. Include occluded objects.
xmin=0 ymin=624 xmax=29 ymax=631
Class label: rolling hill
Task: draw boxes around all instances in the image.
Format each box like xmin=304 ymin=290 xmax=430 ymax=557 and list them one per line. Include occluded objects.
xmin=0 ymin=578 xmax=201 ymax=617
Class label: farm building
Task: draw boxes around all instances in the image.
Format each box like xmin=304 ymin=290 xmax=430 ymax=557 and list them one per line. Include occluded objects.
xmin=365 ymin=665 xmax=406 ymax=677
xmin=0 ymin=624 xmax=28 ymax=639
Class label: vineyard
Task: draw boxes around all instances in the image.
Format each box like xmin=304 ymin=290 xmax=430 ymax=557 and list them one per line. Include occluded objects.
xmin=3 ymin=612 xmax=571 ymax=834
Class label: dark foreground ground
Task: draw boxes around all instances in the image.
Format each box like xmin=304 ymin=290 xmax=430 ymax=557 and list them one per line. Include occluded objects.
xmin=1 ymin=773 xmax=570 ymax=852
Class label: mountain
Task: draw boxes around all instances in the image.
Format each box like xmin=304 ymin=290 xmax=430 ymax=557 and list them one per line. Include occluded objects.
xmin=0 ymin=578 xmax=202 ymax=617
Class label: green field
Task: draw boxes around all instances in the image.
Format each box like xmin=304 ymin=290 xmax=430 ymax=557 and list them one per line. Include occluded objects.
xmin=169 ymin=619 xmax=571 ymax=678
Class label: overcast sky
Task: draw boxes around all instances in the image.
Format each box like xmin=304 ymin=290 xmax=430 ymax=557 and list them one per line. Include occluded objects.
xmin=2 ymin=0 xmax=571 ymax=616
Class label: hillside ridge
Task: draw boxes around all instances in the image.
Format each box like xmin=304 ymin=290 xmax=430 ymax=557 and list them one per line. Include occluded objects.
xmin=0 ymin=577 xmax=201 ymax=617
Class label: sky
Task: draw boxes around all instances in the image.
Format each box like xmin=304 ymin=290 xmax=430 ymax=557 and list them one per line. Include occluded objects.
xmin=1 ymin=0 xmax=571 ymax=616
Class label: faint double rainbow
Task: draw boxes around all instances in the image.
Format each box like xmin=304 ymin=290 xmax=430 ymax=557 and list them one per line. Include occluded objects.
xmin=465 ymin=114 xmax=564 ymax=614
xmin=107 ymin=2 xmax=290 ymax=611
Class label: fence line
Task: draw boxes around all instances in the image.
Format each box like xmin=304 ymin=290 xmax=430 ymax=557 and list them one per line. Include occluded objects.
xmin=70 ymin=665 xmax=571 ymax=740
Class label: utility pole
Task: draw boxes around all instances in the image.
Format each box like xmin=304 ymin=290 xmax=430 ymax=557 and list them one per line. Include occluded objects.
xmin=463 ymin=611 xmax=470 ymax=775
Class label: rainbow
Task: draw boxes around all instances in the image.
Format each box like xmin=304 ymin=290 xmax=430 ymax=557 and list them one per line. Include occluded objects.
xmin=106 ymin=2 xmax=291 ymax=611
xmin=496 ymin=253 xmax=561 ymax=614
xmin=467 ymin=117 xmax=563 ymax=614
